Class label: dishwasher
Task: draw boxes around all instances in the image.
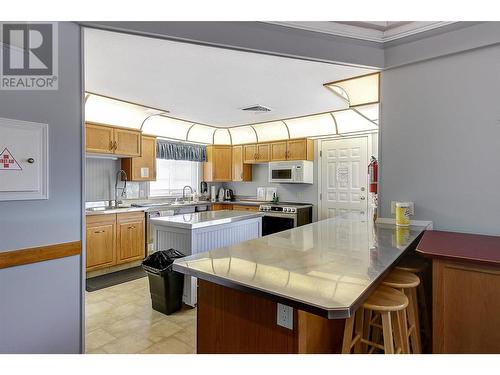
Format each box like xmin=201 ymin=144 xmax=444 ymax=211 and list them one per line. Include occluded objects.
xmin=145 ymin=204 xmax=209 ymax=254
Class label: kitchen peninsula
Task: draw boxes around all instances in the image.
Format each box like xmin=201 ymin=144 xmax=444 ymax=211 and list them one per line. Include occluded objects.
xmin=151 ymin=210 xmax=263 ymax=306
xmin=173 ymin=217 xmax=430 ymax=353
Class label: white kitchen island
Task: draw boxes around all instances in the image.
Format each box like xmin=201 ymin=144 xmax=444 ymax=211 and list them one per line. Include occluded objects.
xmin=150 ymin=210 xmax=263 ymax=306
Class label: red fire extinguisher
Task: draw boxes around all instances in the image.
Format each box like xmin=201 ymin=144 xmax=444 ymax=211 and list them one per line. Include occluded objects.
xmin=368 ymin=156 xmax=378 ymax=194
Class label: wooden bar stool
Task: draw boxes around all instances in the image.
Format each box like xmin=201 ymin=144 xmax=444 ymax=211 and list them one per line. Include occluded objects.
xmin=396 ymin=256 xmax=431 ymax=347
xmin=342 ymin=286 xmax=408 ymax=354
xmin=382 ymin=269 xmax=422 ymax=353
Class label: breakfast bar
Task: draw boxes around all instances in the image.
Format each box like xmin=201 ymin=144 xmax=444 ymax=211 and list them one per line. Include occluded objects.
xmin=173 ymin=217 xmax=430 ymax=353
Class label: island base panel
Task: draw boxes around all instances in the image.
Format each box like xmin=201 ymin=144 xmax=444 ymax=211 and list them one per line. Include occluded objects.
xmin=197 ymin=279 xmax=345 ymax=354
xmin=433 ymin=259 xmax=500 ymax=353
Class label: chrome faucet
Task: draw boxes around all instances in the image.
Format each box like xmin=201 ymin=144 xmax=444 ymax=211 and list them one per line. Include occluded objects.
xmin=182 ymin=185 xmax=193 ymax=201
xmin=115 ymin=169 xmax=128 ymax=207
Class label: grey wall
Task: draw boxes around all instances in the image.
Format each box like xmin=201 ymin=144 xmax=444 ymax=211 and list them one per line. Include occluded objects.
xmin=85 ymin=158 xmax=146 ymax=202
xmin=0 ymin=22 xmax=83 ymax=353
xmin=379 ymin=43 xmax=500 ymax=235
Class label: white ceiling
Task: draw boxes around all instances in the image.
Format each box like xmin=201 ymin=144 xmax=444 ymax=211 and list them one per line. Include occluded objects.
xmin=84 ymin=28 xmax=375 ymax=127
xmin=267 ymin=21 xmax=456 ymax=43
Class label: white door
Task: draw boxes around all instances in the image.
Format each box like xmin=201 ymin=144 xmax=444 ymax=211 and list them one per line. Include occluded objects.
xmin=320 ymin=137 xmax=369 ymax=220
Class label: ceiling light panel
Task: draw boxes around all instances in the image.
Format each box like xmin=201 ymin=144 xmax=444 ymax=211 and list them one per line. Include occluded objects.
xmin=188 ymin=124 xmax=216 ymax=144
xmin=325 ymin=73 xmax=379 ymax=107
xmin=229 ymin=126 xmax=258 ymax=145
xmin=85 ymin=94 xmax=161 ymax=129
xmin=141 ymin=116 xmax=191 ymax=140
xmin=352 ymin=103 xmax=379 ymax=121
xmin=252 ymin=121 xmax=289 ymax=142
xmin=213 ymin=129 xmax=232 ymax=145
xmin=285 ymin=113 xmax=336 ymax=138
xmin=333 ymin=109 xmax=378 ymax=133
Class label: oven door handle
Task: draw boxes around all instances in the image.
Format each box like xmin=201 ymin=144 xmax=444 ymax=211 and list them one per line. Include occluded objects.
xmin=263 ymin=212 xmax=297 ymax=220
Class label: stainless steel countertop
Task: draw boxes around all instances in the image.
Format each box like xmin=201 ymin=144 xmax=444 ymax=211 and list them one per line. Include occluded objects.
xmin=85 ymin=201 xmax=212 ymax=216
xmin=150 ymin=210 xmax=263 ymax=229
xmin=173 ymin=216 xmax=430 ymax=319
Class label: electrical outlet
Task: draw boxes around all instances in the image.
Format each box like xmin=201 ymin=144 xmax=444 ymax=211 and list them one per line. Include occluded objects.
xmin=391 ymin=201 xmax=415 ymax=215
xmin=277 ymin=303 xmax=293 ymax=330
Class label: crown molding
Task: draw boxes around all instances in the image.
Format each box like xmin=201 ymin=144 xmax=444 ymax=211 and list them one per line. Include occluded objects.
xmin=266 ymin=21 xmax=458 ymax=44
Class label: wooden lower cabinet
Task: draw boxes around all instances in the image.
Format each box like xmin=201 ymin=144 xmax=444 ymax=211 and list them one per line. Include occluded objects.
xmin=197 ymin=279 xmax=345 ymax=353
xmin=433 ymin=259 xmax=500 ymax=353
xmin=211 ymin=203 xmax=231 ymax=211
xmin=232 ymin=204 xmax=259 ymax=212
xmin=116 ymin=212 xmax=145 ymax=264
xmin=86 ymin=215 xmax=116 ymax=271
xmin=86 ymin=212 xmax=145 ymax=272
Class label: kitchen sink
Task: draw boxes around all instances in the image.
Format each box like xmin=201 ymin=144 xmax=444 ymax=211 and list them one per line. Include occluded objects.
xmin=86 ymin=205 xmax=131 ymax=212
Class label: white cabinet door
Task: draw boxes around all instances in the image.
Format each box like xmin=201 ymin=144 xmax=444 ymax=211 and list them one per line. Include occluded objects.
xmin=0 ymin=118 xmax=48 ymax=200
xmin=320 ymin=137 xmax=368 ymax=220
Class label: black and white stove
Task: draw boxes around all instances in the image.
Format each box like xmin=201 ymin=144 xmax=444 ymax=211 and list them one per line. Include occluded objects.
xmin=258 ymin=203 xmax=313 ymax=236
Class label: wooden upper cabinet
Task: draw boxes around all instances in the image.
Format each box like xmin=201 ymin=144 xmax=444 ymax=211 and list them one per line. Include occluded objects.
xmin=116 ymin=212 xmax=145 ymax=264
xmin=232 ymin=145 xmax=252 ymax=182
xmin=269 ymin=139 xmax=314 ymax=161
xmin=287 ymin=139 xmax=313 ymax=161
xmin=113 ymin=128 xmax=141 ymax=157
xmin=86 ymin=215 xmax=116 ymax=271
xmin=243 ymin=143 xmax=270 ymax=163
xmin=243 ymin=144 xmax=257 ymax=163
xmin=122 ymin=135 xmax=157 ymax=181
xmin=86 ymin=123 xmax=114 ymax=154
xmin=85 ymin=123 xmax=141 ymax=157
xmin=270 ymin=141 xmax=288 ymax=161
xmin=256 ymin=143 xmax=270 ymax=162
xmin=204 ymin=145 xmax=232 ymax=182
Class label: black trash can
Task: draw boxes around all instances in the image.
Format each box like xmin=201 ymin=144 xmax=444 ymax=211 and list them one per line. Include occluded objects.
xmin=142 ymin=249 xmax=185 ymax=315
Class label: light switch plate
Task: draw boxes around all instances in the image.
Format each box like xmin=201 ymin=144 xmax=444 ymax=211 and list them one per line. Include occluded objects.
xmin=277 ymin=303 xmax=293 ymax=330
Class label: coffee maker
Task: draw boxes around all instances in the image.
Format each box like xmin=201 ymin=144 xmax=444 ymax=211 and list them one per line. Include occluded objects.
xmin=224 ymin=188 xmax=234 ymax=201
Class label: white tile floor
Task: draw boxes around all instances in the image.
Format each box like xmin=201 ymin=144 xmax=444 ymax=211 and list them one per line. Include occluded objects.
xmin=85 ymin=277 xmax=196 ymax=354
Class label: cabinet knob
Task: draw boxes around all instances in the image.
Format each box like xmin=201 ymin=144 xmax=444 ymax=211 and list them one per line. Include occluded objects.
xmin=109 ymin=141 xmax=114 ymax=150
xmin=27 ymin=158 xmax=35 ymax=164
xmin=128 ymin=226 xmax=135 ymax=229
xmin=114 ymin=141 xmax=118 ymax=150
xmin=94 ymin=230 xmax=105 ymax=234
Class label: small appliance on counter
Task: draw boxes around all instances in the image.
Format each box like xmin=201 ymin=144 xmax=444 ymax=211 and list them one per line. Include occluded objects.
xmin=200 ymin=181 xmax=208 ymax=194
xmin=218 ymin=187 xmax=225 ymax=202
xmin=211 ymin=186 xmax=216 ymax=202
xmin=224 ymin=188 xmax=234 ymax=201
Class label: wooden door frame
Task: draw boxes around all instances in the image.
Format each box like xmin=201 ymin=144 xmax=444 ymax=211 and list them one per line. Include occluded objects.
xmin=317 ymin=131 xmax=378 ymax=221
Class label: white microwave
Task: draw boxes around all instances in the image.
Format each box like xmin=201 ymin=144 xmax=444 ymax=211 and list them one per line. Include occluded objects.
xmin=268 ymin=160 xmax=314 ymax=184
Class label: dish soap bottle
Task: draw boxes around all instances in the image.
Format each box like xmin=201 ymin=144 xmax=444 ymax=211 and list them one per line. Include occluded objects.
xmin=272 ymin=192 xmax=279 ymax=204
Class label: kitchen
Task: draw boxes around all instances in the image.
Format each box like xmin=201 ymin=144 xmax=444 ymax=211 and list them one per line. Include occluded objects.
xmin=82 ymin=27 xmax=380 ymax=353
xmin=1 ymin=17 xmax=500 ymax=363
